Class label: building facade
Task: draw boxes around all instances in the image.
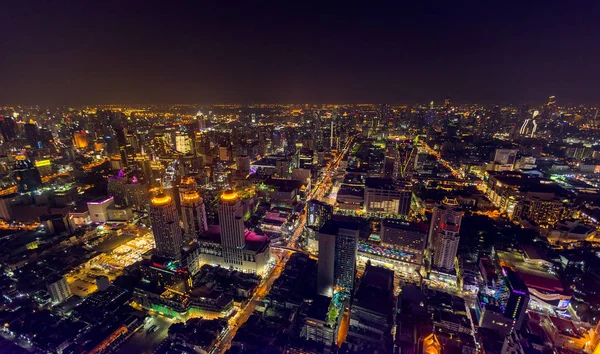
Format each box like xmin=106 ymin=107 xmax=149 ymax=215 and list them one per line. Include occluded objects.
xmin=150 ymin=193 xmax=183 ymax=259
xmin=429 ymin=198 xmax=463 ymax=271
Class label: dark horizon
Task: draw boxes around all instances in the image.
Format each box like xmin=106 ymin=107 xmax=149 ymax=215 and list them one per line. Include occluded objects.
xmin=2 ymin=1 xmax=600 ymax=105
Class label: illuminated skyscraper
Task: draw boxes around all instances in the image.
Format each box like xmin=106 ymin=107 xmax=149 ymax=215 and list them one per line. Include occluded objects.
xmin=317 ymin=220 xmax=359 ymax=296
xmin=180 ymin=190 xmax=208 ymax=240
xmin=196 ymin=110 xmax=207 ymax=131
xmin=73 ymin=131 xmax=88 ymax=149
xmin=218 ymin=190 xmax=245 ymax=266
xmin=150 ymin=193 xmax=183 ymax=259
xmin=520 ymin=110 xmax=539 ymax=137
xmin=175 ymin=131 xmax=192 ymax=154
xmin=306 ymin=199 xmax=333 ymax=229
xmin=428 ymin=197 xmax=463 ymax=271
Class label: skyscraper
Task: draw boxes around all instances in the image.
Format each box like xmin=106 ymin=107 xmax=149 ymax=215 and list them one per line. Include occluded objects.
xmin=150 ymin=193 xmax=183 ymax=259
xmin=180 ymin=190 xmax=208 ymax=240
xmin=317 ymin=220 xmax=359 ymax=296
xmin=24 ymin=121 xmax=39 ymax=148
xmin=502 ymin=268 xmax=530 ymax=330
xmin=175 ymin=131 xmax=192 ymax=154
xmin=218 ymin=190 xmax=245 ymax=266
xmin=13 ymin=158 xmax=42 ymax=192
xmin=306 ymin=199 xmax=333 ymax=229
xmin=346 ymin=263 xmax=395 ymax=353
xmin=428 ymin=197 xmax=463 ymax=271
xmin=196 ymin=110 xmax=207 ymax=131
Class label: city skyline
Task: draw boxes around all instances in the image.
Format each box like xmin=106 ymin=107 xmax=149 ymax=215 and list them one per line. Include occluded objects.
xmin=1 ymin=2 xmax=600 ymax=353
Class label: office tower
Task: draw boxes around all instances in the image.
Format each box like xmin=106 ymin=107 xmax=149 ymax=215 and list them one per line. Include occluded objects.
xmin=123 ymin=179 xmax=149 ymax=211
xmin=73 ymin=131 xmax=88 ymax=149
xmin=13 ymin=159 xmax=42 ymax=192
xmin=175 ymin=131 xmax=192 ymax=154
xmin=301 ymin=294 xmax=339 ymax=347
xmin=150 ymin=193 xmax=183 ymax=259
xmin=47 ymin=275 xmax=72 ymax=304
xmin=24 ymin=121 xmax=39 ymax=147
xmin=429 ymin=197 xmax=463 ymax=271
xmin=196 ymin=110 xmax=207 ymax=131
xmin=107 ymin=171 xmax=127 ymax=206
xmin=502 ymin=268 xmax=530 ymax=330
xmin=346 ymin=263 xmax=395 ymax=353
xmin=306 ymin=199 xmax=333 ymax=229
xmin=0 ymin=116 xmax=17 ymax=142
xmin=237 ymin=154 xmax=251 ymax=175
xmin=180 ymin=190 xmax=208 ymax=239
xmin=317 ymin=220 xmax=359 ymax=296
xmin=330 ymin=119 xmax=334 ymax=149
xmin=364 ymin=178 xmax=412 ymax=216
xmin=383 ymin=156 xmax=395 ymax=178
xmin=520 ymin=110 xmax=539 ymax=137
xmin=218 ymin=190 xmax=245 ymax=266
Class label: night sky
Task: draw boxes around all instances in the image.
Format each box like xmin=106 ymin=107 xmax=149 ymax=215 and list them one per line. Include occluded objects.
xmin=1 ymin=1 xmax=600 ymax=105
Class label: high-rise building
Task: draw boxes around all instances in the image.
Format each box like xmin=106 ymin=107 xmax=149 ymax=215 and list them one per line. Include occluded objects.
xmin=0 ymin=116 xmax=17 ymax=142
xmin=175 ymin=131 xmax=192 ymax=154
xmin=180 ymin=190 xmax=208 ymax=240
xmin=218 ymin=190 xmax=245 ymax=266
xmin=73 ymin=131 xmax=88 ymax=149
xmin=196 ymin=110 xmax=207 ymax=131
xmin=236 ymin=154 xmax=251 ymax=175
xmin=520 ymin=110 xmax=539 ymax=137
xmin=306 ymin=199 xmax=333 ymax=229
xmin=150 ymin=193 xmax=183 ymax=259
xmin=24 ymin=121 xmax=39 ymax=147
xmin=502 ymin=268 xmax=530 ymax=330
xmin=47 ymin=275 xmax=72 ymax=304
xmin=364 ymin=178 xmax=412 ymax=216
xmin=346 ymin=263 xmax=395 ymax=353
xmin=13 ymin=159 xmax=42 ymax=192
xmin=317 ymin=220 xmax=359 ymax=296
xmin=429 ymin=197 xmax=463 ymax=271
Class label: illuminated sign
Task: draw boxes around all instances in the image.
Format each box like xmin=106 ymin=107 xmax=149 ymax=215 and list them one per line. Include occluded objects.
xmin=34 ymin=159 xmax=51 ymax=167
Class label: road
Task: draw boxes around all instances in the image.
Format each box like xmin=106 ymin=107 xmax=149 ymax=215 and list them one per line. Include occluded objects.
xmin=214 ymin=252 xmax=288 ymax=353
xmin=212 ymin=136 xmax=355 ymax=353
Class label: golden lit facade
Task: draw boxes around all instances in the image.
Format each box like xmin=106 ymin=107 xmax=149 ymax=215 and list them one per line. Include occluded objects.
xmin=180 ymin=191 xmax=208 ymax=239
xmin=150 ymin=193 xmax=183 ymax=259
xmin=218 ymin=190 xmax=245 ymax=265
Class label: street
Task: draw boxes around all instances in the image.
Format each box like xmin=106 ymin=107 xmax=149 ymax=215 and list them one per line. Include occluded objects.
xmin=213 ymin=136 xmax=354 ymax=352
